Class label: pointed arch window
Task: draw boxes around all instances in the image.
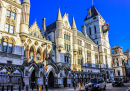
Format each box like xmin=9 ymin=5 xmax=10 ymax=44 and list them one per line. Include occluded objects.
xmin=36 ymin=54 xmax=40 ymax=60
xmin=89 ymin=27 xmax=91 ymax=35
xmin=34 ymin=33 xmax=36 ymax=36
xmin=94 ymin=25 xmax=96 ymax=34
xmin=3 ymin=42 xmax=8 ymax=52
xmin=8 ymin=43 xmax=13 ymax=53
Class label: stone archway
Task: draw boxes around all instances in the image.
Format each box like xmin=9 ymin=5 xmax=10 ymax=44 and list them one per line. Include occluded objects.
xmin=48 ymin=71 xmax=54 ymax=87
xmin=30 ymin=69 xmax=36 ymax=88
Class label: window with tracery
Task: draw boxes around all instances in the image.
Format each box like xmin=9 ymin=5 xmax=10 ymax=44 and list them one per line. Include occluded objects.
xmin=5 ymin=7 xmax=16 ymax=34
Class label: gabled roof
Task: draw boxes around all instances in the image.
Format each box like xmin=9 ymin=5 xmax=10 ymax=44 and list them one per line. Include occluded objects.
xmin=84 ymin=5 xmax=101 ymax=21
xmin=29 ymin=20 xmax=43 ymax=38
xmin=77 ymin=30 xmax=97 ymax=45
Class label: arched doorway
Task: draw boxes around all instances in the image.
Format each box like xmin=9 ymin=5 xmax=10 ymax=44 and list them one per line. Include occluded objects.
xmin=48 ymin=71 xmax=54 ymax=87
xmin=31 ymin=69 xmax=36 ymax=88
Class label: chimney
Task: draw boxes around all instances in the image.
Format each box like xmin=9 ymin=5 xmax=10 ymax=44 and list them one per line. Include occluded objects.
xmin=42 ymin=18 xmax=46 ymax=32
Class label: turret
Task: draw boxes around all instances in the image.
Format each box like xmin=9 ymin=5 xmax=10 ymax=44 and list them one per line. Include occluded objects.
xmin=20 ymin=0 xmax=30 ymax=43
xmin=56 ymin=7 xmax=63 ymax=51
xmin=71 ymin=16 xmax=78 ymax=54
xmin=41 ymin=18 xmax=46 ymax=37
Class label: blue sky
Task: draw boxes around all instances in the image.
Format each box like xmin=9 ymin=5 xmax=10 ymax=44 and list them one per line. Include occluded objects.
xmin=26 ymin=0 xmax=130 ymax=52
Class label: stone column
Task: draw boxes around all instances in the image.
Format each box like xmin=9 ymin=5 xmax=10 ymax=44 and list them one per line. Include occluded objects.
xmin=27 ymin=50 xmax=29 ymax=58
xmin=23 ymin=67 xmax=30 ymax=90
xmin=34 ymin=51 xmax=36 ymax=60
xmin=41 ymin=53 xmax=43 ymax=61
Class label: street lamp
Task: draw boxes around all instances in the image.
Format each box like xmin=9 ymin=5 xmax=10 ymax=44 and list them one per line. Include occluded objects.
xmin=45 ymin=66 xmax=48 ymax=91
xmin=73 ymin=68 xmax=76 ymax=90
xmin=7 ymin=72 xmax=10 ymax=91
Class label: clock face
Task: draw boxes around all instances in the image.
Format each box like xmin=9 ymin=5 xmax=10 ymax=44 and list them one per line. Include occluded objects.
xmin=104 ymin=26 xmax=108 ymax=30
xmin=103 ymin=24 xmax=109 ymax=33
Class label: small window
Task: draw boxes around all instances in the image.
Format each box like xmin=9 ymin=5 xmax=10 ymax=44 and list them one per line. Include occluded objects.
xmin=117 ymin=62 xmax=119 ymax=66
xmin=89 ymin=27 xmax=91 ymax=35
xmin=64 ymin=34 xmax=66 ymax=39
xmin=11 ymin=12 xmax=16 ymax=20
xmin=3 ymin=42 xmax=8 ymax=52
xmin=118 ymin=71 xmax=120 ymax=76
xmin=8 ymin=43 xmax=13 ymax=53
xmin=7 ymin=10 xmax=11 ymax=17
xmin=94 ymin=26 xmax=96 ymax=34
xmin=7 ymin=61 xmax=12 ymax=65
xmin=10 ymin=25 xmax=14 ymax=34
xmin=97 ymin=41 xmax=98 ymax=45
xmin=34 ymin=33 xmax=36 ymax=36
xmin=5 ymin=24 xmax=9 ymax=32
xmin=66 ymin=35 xmax=68 ymax=40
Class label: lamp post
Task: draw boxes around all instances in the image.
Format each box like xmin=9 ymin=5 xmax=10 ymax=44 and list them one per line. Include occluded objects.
xmin=73 ymin=68 xmax=76 ymax=90
xmin=7 ymin=72 xmax=10 ymax=91
xmin=45 ymin=66 xmax=48 ymax=91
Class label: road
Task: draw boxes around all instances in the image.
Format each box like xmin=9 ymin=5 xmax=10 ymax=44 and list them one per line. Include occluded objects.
xmin=11 ymin=82 xmax=130 ymax=91
xmin=47 ymin=83 xmax=130 ymax=91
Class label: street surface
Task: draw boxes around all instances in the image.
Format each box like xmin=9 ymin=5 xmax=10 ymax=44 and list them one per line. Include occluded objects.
xmin=12 ymin=82 xmax=130 ymax=91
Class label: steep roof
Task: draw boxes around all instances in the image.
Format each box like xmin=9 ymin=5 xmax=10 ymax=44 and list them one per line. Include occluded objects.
xmin=77 ymin=31 xmax=97 ymax=45
xmin=84 ymin=5 xmax=101 ymax=21
xmin=46 ymin=22 xmax=56 ymax=33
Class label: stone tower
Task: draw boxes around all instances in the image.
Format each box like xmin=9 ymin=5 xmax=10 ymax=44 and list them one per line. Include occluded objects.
xmin=20 ymin=0 xmax=30 ymax=43
xmin=56 ymin=7 xmax=63 ymax=51
xmin=82 ymin=5 xmax=111 ymax=69
xmin=71 ymin=16 xmax=78 ymax=67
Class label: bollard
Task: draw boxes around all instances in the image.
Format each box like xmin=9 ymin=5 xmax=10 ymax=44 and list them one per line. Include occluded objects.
xmin=39 ymin=85 xmax=41 ymax=91
xmin=2 ymin=85 xmax=4 ymax=91
xmin=79 ymin=83 xmax=81 ymax=90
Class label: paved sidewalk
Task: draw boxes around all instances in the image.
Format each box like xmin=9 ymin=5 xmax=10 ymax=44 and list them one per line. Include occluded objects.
xmin=12 ymin=86 xmax=85 ymax=91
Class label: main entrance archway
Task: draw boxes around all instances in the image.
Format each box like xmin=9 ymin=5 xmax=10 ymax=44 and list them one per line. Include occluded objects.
xmin=48 ymin=71 xmax=54 ymax=87
xmin=31 ymin=69 xmax=36 ymax=88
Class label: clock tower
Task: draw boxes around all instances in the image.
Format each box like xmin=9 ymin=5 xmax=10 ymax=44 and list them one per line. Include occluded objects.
xmin=82 ymin=5 xmax=112 ymax=76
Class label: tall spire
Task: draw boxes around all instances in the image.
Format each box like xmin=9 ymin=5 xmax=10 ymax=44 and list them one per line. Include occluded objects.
xmin=92 ymin=0 xmax=93 ymax=5
xmin=72 ymin=16 xmax=77 ymax=29
xmin=57 ymin=7 xmax=62 ymax=21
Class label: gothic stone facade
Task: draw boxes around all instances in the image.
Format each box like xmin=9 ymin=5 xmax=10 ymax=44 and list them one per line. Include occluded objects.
xmin=0 ymin=0 xmax=113 ymax=88
xmin=112 ymin=46 xmax=130 ymax=78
